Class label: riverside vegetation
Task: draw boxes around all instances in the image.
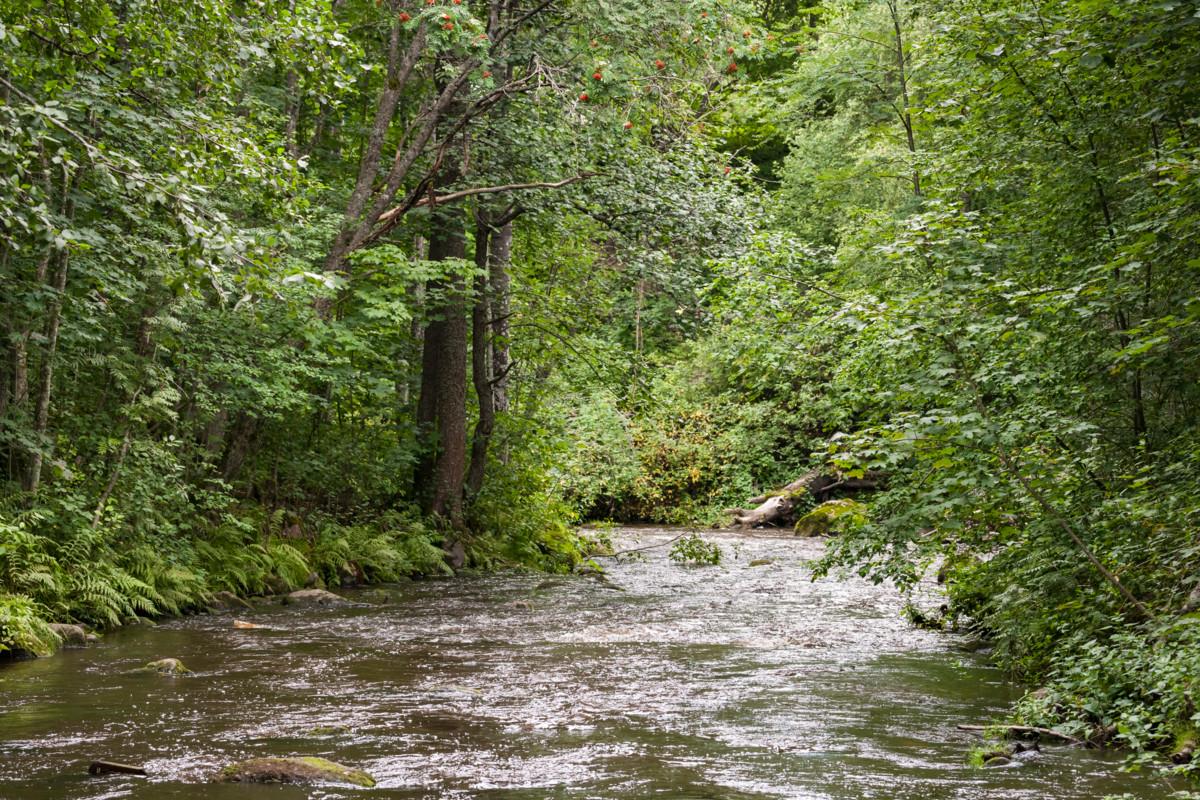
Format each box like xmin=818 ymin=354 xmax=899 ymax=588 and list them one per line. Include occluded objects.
xmin=1 ymin=0 xmax=1199 ymax=784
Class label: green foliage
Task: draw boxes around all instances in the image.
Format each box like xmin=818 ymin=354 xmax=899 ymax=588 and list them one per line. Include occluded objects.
xmin=1014 ymin=617 xmax=1200 ymax=778
xmin=669 ymin=533 xmax=722 ymax=566
xmin=0 ymin=593 xmax=58 ymax=656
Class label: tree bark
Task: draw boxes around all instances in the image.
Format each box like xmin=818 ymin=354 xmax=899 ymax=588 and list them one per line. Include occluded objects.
xmin=489 ymin=220 xmax=513 ymax=421
xmin=414 ymin=205 xmax=469 ymax=527
xmin=886 ymin=0 xmax=920 ymax=196
xmin=25 ymin=175 xmax=74 ymax=494
xmin=728 ymin=471 xmax=828 ymax=529
xmin=466 ymin=215 xmax=493 ymax=497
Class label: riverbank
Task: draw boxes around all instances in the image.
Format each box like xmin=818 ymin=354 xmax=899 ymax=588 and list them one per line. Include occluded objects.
xmin=0 ymin=505 xmax=581 ymax=660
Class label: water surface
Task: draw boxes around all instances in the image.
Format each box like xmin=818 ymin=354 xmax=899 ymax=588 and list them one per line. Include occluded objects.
xmin=0 ymin=528 xmax=1172 ymax=798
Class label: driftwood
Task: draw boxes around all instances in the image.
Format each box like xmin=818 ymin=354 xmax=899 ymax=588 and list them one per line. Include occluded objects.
xmin=89 ymin=760 xmax=147 ymax=776
xmin=955 ymin=724 xmax=1086 ymax=746
xmin=728 ymin=471 xmax=881 ymax=529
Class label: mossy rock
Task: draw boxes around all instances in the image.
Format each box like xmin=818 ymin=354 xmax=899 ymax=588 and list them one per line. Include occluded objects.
xmin=283 ymin=589 xmax=349 ymax=607
xmin=208 ymin=590 xmax=254 ymax=611
xmin=47 ymin=623 xmax=89 ymax=648
xmin=794 ymin=499 xmax=868 ymax=537
xmin=135 ymin=658 xmax=192 ymax=675
xmin=217 ymin=757 xmax=375 ymax=787
xmin=306 ymin=724 xmax=351 ymax=736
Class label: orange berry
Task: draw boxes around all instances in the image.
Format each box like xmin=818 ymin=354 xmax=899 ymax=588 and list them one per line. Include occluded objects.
xmin=623 ymin=120 xmax=633 ymax=129
xmin=727 ymin=62 xmax=737 ymax=72
xmin=592 ymin=71 xmax=603 ymax=81
xmin=399 ymin=11 xmax=410 ymax=20
xmin=654 ymin=59 xmax=665 ymax=69
xmin=482 ymin=70 xmax=492 ymax=78
xmin=579 ymin=92 xmax=589 ymax=101
xmin=743 ymin=29 xmax=751 ymax=37
xmin=726 ymin=46 xmax=734 ymax=54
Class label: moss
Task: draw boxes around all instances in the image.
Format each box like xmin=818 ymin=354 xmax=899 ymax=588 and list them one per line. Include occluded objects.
xmin=136 ymin=658 xmax=191 ymax=675
xmin=219 ymin=756 xmax=375 ymax=787
xmin=793 ymin=499 xmax=868 ymax=537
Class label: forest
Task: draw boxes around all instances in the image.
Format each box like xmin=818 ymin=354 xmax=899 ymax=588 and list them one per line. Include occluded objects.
xmin=2 ymin=0 xmax=1200 ymax=789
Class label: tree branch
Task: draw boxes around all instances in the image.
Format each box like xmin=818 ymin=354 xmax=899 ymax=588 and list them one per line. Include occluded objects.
xmin=374 ymin=172 xmax=596 ymax=227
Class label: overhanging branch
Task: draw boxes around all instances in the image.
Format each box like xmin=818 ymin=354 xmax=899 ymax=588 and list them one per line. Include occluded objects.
xmin=373 ymin=172 xmax=597 ymax=229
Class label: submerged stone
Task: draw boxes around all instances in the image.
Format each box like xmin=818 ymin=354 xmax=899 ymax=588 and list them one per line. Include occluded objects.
xmin=217 ymin=757 xmax=375 ymax=787
xmin=283 ymin=589 xmax=349 ymax=607
xmin=136 ymin=658 xmax=191 ymax=675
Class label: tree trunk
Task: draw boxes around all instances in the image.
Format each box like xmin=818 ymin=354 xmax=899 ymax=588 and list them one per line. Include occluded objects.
xmin=414 ymin=206 xmax=469 ymax=527
xmin=887 ymin=0 xmax=921 ymax=196
xmin=25 ymin=199 xmax=73 ymax=494
xmin=466 ymin=215 xmax=493 ymax=497
xmin=728 ymin=471 xmax=827 ymax=529
xmin=489 ymin=220 xmax=512 ymax=423
xmin=727 ymin=472 xmax=881 ymax=529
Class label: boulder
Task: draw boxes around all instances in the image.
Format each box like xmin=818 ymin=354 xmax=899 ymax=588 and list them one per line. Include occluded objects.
xmin=137 ymin=658 xmax=191 ymax=675
xmin=793 ymin=498 xmax=868 ymax=537
xmin=48 ymin=623 xmax=89 ymax=647
xmin=283 ymin=589 xmax=349 ymax=607
xmin=209 ymin=591 xmax=253 ymax=611
xmin=216 ymin=757 xmax=375 ymax=787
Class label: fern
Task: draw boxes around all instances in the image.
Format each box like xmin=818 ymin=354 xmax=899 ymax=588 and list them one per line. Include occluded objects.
xmin=0 ymin=593 xmax=58 ymax=656
xmin=266 ymin=540 xmax=311 ymax=589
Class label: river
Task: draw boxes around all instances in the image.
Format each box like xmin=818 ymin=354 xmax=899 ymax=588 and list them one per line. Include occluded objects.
xmin=0 ymin=528 xmax=1172 ymax=798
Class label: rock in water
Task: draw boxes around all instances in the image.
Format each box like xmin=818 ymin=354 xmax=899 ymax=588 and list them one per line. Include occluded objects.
xmin=283 ymin=589 xmax=348 ymax=607
xmin=136 ymin=658 xmax=191 ymax=675
xmin=209 ymin=591 xmax=253 ymax=611
xmin=48 ymin=623 xmax=89 ymax=647
xmin=232 ymin=619 xmax=264 ymax=629
xmin=217 ymin=757 xmax=375 ymax=787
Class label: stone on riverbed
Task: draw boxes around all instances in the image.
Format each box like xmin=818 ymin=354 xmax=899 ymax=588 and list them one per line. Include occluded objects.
xmin=136 ymin=658 xmax=191 ymax=675
xmin=217 ymin=757 xmax=375 ymax=787
xmin=283 ymin=589 xmax=349 ymax=607
xmin=209 ymin=590 xmax=253 ymax=611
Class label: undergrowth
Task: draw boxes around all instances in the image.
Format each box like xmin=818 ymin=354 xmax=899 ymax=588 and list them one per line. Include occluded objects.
xmin=0 ymin=503 xmax=495 ymax=655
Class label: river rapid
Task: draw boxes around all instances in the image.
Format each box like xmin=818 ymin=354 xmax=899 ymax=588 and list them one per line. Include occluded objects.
xmin=0 ymin=527 xmax=1172 ymax=799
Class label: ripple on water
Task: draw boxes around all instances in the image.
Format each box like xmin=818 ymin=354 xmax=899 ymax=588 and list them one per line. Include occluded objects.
xmin=0 ymin=527 xmax=1174 ymax=799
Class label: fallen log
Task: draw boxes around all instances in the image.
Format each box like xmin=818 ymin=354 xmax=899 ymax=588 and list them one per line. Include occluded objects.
xmin=728 ymin=471 xmax=828 ymax=529
xmin=728 ymin=471 xmax=881 ymax=530
xmin=955 ymin=724 xmax=1086 ymax=746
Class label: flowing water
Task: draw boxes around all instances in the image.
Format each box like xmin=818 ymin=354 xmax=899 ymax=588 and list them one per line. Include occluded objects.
xmin=0 ymin=528 xmax=1173 ymax=799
